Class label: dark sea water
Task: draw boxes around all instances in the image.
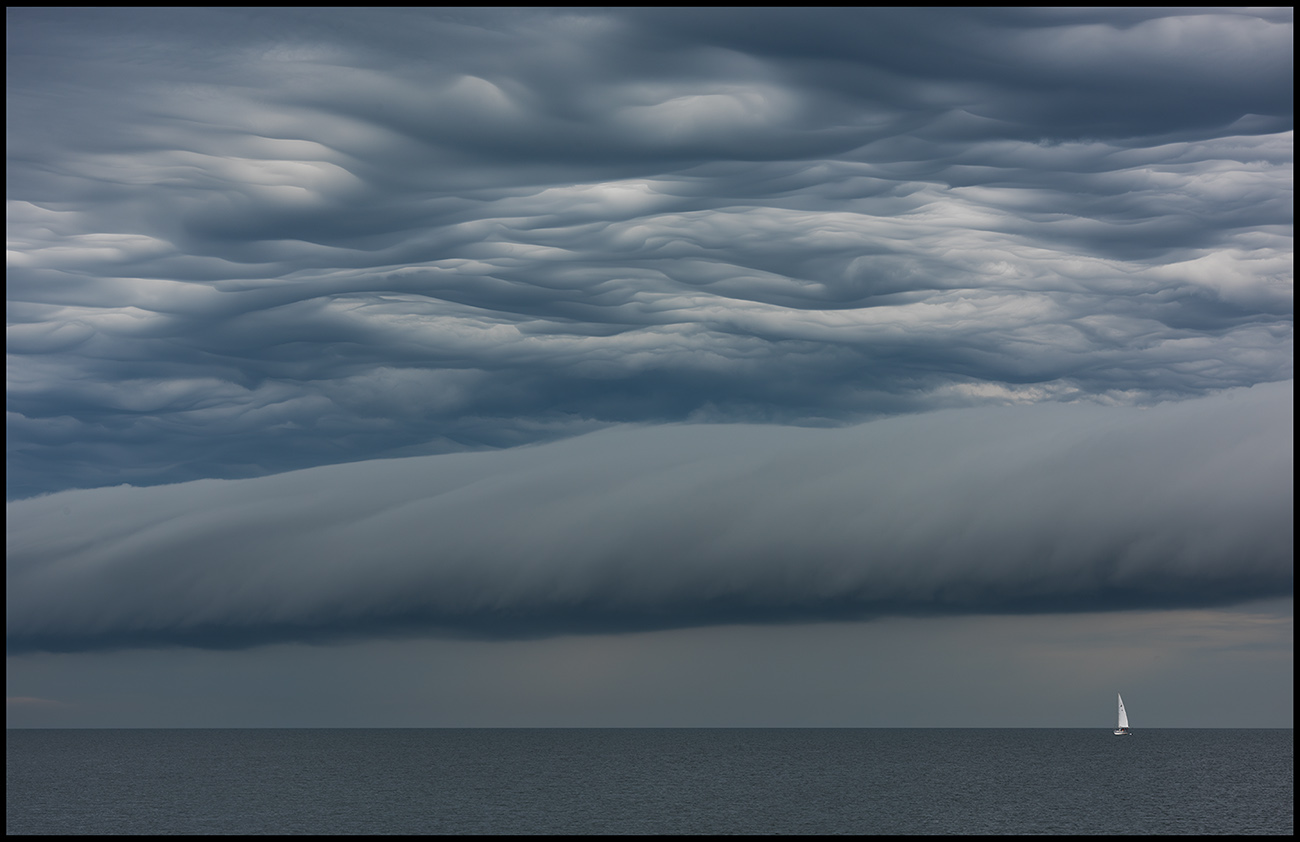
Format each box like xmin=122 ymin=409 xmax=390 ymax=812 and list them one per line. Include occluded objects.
xmin=6 ymin=729 xmax=1292 ymax=835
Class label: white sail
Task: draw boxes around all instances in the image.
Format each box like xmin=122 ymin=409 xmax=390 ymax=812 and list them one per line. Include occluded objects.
xmin=1117 ymin=693 xmax=1129 ymax=730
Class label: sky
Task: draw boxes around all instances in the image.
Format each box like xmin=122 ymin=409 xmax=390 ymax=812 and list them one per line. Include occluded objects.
xmin=6 ymin=7 xmax=1293 ymax=728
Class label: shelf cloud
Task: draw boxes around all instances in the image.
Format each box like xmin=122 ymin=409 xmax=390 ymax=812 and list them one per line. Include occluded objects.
xmin=7 ymin=381 xmax=1291 ymax=654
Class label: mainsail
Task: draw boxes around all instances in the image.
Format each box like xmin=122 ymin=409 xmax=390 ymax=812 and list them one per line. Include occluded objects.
xmin=1117 ymin=693 xmax=1129 ymax=730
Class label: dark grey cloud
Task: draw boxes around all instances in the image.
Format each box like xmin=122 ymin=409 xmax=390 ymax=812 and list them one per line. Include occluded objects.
xmin=5 ymin=8 xmax=1293 ymax=501
xmin=6 ymin=381 xmax=1292 ymax=654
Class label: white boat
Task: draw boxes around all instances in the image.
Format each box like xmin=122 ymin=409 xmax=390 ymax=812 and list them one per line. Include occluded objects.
xmin=1113 ymin=693 xmax=1131 ymax=735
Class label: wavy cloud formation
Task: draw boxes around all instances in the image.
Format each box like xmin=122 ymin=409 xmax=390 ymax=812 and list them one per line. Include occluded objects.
xmin=7 ymin=381 xmax=1291 ymax=654
xmin=5 ymin=8 xmax=1293 ymax=499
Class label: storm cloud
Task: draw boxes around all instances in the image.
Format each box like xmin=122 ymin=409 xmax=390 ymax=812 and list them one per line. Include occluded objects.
xmin=7 ymin=380 xmax=1292 ymax=654
xmin=6 ymin=8 xmax=1293 ymax=500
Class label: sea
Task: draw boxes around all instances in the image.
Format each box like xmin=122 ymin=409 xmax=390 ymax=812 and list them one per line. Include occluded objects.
xmin=6 ymin=728 xmax=1292 ymax=835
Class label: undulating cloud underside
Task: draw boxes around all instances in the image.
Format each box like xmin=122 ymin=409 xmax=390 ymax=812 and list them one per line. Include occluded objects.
xmin=6 ymin=8 xmax=1294 ymax=499
xmin=6 ymin=382 xmax=1292 ymax=653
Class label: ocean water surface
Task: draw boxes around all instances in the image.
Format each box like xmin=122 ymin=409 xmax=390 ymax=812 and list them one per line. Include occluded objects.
xmin=6 ymin=728 xmax=1292 ymax=835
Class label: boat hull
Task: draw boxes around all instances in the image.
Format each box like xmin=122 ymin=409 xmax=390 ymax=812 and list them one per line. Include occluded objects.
xmin=1113 ymin=728 xmax=1131 ymax=735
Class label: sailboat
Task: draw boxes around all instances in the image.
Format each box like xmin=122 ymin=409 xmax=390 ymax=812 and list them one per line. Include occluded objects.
xmin=1113 ymin=693 xmax=1131 ymax=735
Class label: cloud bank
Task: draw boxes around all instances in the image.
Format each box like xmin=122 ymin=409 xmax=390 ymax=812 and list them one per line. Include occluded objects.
xmin=6 ymin=8 xmax=1293 ymax=499
xmin=7 ymin=381 xmax=1291 ymax=654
